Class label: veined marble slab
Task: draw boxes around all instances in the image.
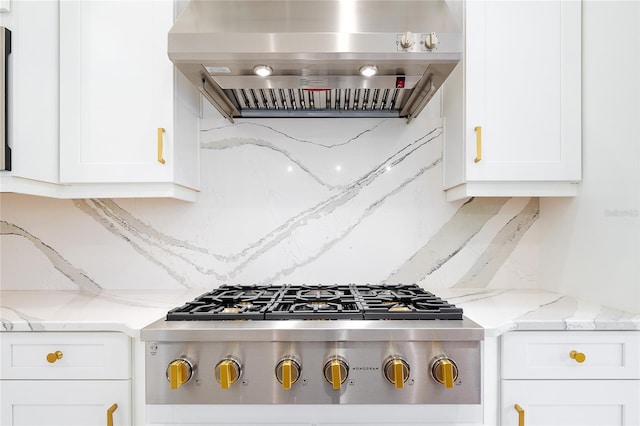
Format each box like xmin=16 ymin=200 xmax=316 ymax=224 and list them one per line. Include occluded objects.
xmin=1 ymin=289 xmax=637 ymax=337
xmin=0 ymin=290 xmax=203 ymax=337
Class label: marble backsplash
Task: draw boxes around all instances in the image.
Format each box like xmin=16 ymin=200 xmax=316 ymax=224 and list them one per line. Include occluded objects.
xmin=0 ymin=102 xmax=538 ymax=292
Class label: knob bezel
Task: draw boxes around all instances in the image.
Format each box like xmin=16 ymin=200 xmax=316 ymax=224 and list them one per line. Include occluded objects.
xmin=275 ymin=356 xmax=302 ymax=387
xmin=214 ymin=355 xmax=243 ymax=387
xmin=323 ymin=356 xmax=349 ymax=388
xmin=430 ymin=355 xmax=459 ymax=386
xmin=165 ymin=357 xmax=195 ymax=387
xmin=382 ymin=355 xmax=410 ymax=387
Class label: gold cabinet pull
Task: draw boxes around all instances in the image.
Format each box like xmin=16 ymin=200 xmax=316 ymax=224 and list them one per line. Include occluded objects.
xmin=106 ymin=403 xmax=118 ymax=426
xmin=474 ymin=126 xmax=482 ymax=163
xmin=157 ymin=127 xmax=166 ymax=164
xmin=514 ymin=403 xmax=524 ymax=426
xmin=570 ymin=350 xmax=586 ymax=363
xmin=46 ymin=350 xmax=63 ymax=363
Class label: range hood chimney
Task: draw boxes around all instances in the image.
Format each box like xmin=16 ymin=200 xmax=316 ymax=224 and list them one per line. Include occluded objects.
xmin=169 ymin=0 xmax=462 ymax=123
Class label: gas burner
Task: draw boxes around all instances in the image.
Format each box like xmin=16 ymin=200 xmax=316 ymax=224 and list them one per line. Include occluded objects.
xmin=265 ymin=299 xmax=362 ymax=320
xmin=298 ymin=289 xmax=340 ymax=301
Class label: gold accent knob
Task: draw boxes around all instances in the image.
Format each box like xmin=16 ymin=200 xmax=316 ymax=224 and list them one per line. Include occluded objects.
xmin=275 ymin=357 xmax=301 ymax=390
xmin=430 ymin=356 xmax=459 ymax=389
xmin=514 ymin=403 xmax=525 ymax=426
xmin=166 ymin=359 xmax=193 ymax=389
xmin=107 ymin=403 xmax=118 ymax=426
xmin=46 ymin=351 xmax=63 ymax=363
xmin=215 ymin=356 xmax=242 ymax=390
xmin=383 ymin=356 xmax=410 ymax=389
xmin=323 ymin=357 xmax=348 ymax=390
xmin=570 ymin=350 xmax=586 ymax=363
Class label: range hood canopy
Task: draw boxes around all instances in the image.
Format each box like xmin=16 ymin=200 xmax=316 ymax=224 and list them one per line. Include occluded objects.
xmin=169 ymin=0 xmax=462 ymax=122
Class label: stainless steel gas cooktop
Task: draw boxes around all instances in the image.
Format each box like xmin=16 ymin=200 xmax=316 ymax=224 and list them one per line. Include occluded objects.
xmin=141 ymin=284 xmax=483 ymax=405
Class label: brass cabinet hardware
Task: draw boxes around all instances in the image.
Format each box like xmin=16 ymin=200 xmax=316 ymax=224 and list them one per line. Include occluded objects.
xmin=474 ymin=126 xmax=482 ymax=163
xmin=106 ymin=403 xmax=118 ymax=426
xmin=514 ymin=403 xmax=524 ymax=426
xmin=46 ymin=350 xmax=63 ymax=363
xmin=157 ymin=127 xmax=166 ymax=164
xmin=570 ymin=350 xmax=586 ymax=363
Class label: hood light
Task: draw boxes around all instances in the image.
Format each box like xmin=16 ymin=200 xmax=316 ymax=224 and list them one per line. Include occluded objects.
xmin=359 ymin=65 xmax=378 ymax=77
xmin=253 ymin=65 xmax=273 ymax=77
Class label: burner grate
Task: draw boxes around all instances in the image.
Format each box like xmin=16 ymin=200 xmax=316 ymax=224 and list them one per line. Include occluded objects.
xmin=166 ymin=284 xmax=463 ymax=321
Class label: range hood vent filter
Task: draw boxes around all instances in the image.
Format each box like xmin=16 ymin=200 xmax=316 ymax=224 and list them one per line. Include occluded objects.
xmin=169 ymin=0 xmax=462 ymax=122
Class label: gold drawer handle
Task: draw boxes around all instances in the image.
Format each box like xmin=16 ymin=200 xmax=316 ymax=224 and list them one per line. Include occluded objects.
xmin=157 ymin=127 xmax=166 ymax=164
xmin=107 ymin=403 xmax=118 ymax=426
xmin=474 ymin=126 xmax=482 ymax=163
xmin=570 ymin=350 xmax=586 ymax=363
xmin=514 ymin=403 xmax=525 ymax=426
xmin=46 ymin=350 xmax=63 ymax=363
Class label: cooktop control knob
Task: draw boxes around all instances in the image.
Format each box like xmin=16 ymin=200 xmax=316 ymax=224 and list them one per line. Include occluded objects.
xmin=430 ymin=355 xmax=459 ymax=389
xmin=215 ymin=356 xmax=242 ymax=390
xmin=423 ymin=32 xmax=439 ymax=50
xmin=166 ymin=358 xmax=194 ymax=390
xmin=323 ymin=357 xmax=348 ymax=390
xmin=275 ymin=357 xmax=301 ymax=390
xmin=399 ymin=31 xmax=415 ymax=49
xmin=383 ymin=355 xmax=410 ymax=389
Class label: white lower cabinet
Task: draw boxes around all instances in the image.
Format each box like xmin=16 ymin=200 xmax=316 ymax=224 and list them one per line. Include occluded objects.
xmin=500 ymin=331 xmax=640 ymax=426
xmin=0 ymin=332 xmax=132 ymax=426
xmin=501 ymin=380 xmax=640 ymax=426
xmin=1 ymin=380 xmax=131 ymax=426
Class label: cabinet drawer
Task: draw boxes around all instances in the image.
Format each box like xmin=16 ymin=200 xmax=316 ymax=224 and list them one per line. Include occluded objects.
xmin=0 ymin=332 xmax=130 ymax=379
xmin=502 ymin=331 xmax=640 ymax=379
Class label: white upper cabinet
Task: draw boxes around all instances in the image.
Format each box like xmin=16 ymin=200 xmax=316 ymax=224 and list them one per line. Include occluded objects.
xmin=0 ymin=0 xmax=59 ymax=185
xmin=58 ymin=0 xmax=200 ymax=201
xmin=1 ymin=0 xmax=200 ymax=201
xmin=443 ymin=0 xmax=581 ymax=201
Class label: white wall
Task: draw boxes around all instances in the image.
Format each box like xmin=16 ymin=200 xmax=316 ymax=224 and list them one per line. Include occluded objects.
xmin=539 ymin=0 xmax=640 ymax=313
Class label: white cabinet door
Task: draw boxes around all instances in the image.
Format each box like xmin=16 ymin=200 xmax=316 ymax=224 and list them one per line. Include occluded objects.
xmin=59 ymin=0 xmax=200 ymax=196
xmin=0 ymin=0 xmax=59 ymax=184
xmin=501 ymin=380 xmax=640 ymax=426
xmin=443 ymin=0 xmax=581 ymax=200
xmin=0 ymin=380 xmax=131 ymax=426
xmin=60 ymin=0 xmax=172 ymax=183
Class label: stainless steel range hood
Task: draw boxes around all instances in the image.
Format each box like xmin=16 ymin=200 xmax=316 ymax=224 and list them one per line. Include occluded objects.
xmin=169 ymin=0 xmax=462 ymax=122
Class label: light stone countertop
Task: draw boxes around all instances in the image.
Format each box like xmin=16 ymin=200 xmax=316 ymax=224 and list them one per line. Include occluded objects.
xmin=1 ymin=288 xmax=638 ymax=338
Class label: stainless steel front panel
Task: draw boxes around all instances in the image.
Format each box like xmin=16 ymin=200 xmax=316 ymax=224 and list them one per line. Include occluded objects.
xmin=142 ymin=318 xmax=483 ymax=404
xmin=145 ymin=339 xmax=481 ymax=404
xmin=141 ymin=318 xmax=484 ymax=342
